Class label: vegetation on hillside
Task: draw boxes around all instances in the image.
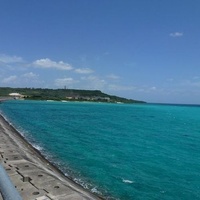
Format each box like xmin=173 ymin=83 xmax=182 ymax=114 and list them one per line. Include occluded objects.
xmin=0 ymin=87 xmax=145 ymax=103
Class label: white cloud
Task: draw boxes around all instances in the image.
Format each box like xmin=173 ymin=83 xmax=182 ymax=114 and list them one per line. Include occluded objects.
xmin=2 ymin=75 xmax=17 ymax=83
xmin=181 ymin=79 xmax=200 ymax=87
xmin=169 ymin=32 xmax=183 ymax=37
xmin=80 ymin=76 xmax=136 ymax=92
xmin=22 ymin=72 xmax=38 ymax=78
xmin=19 ymin=72 xmax=42 ymax=87
xmin=0 ymin=54 xmax=23 ymax=63
xmin=108 ymin=84 xmax=135 ymax=91
xmin=141 ymin=86 xmax=164 ymax=93
xmin=150 ymin=86 xmax=156 ymax=90
xmin=54 ymin=77 xmax=78 ymax=87
xmin=33 ymin=58 xmax=73 ymax=70
xmin=81 ymin=76 xmax=107 ymax=90
xmin=75 ymin=68 xmax=94 ymax=74
xmin=107 ymin=74 xmax=120 ymax=80
xmin=192 ymin=76 xmax=199 ymax=80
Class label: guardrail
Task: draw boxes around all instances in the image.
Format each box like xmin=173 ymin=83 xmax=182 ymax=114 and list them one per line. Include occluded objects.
xmin=0 ymin=164 xmax=22 ymax=200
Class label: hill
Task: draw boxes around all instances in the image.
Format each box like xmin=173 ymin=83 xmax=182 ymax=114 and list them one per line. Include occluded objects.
xmin=0 ymin=87 xmax=145 ymax=104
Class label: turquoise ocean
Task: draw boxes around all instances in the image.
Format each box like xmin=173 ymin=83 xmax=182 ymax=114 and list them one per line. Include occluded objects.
xmin=0 ymin=100 xmax=200 ymax=200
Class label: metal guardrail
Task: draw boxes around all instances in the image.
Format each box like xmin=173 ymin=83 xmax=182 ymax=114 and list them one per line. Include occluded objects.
xmin=0 ymin=164 xmax=22 ymax=200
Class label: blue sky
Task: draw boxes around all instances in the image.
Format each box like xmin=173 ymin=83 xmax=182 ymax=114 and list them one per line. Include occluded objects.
xmin=0 ymin=0 xmax=200 ymax=104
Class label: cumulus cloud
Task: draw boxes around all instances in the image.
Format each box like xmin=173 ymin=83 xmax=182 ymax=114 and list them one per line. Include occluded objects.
xmin=79 ymin=75 xmax=137 ymax=92
xmin=2 ymin=75 xmax=17 ymax=83
xmin=0 ymin=54 xmax=23 ymax=63
xmin=20 ymin=72 xmax=42 ymax=87
xmin=22 ymin=72 xmax=38 ymax=78
xmin=33 ymin=58 xmax=73 ymax=70
xmin=75 ymin=68 xmax=94 ymax=74
xmin=54 ymin=77 xmax=78 ymax=87
xmin=107 ymin=74 xmax=120 ymax=80
xmin=81 ymin=76 xmax=107 ymax=90
xmin=169 ymin=32 xmax=183 ymax=37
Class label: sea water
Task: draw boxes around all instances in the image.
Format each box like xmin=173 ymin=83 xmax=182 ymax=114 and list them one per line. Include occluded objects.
xmin=0 ymin=100 xmax=200 ymax=200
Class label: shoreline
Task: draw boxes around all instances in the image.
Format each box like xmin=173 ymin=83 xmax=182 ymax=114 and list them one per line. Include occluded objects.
xmin=0 ymin=113 xmax=103 ymax=200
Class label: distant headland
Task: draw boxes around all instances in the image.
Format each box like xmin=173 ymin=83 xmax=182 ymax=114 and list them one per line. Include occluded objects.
xmin=0 ymin=87 xmax=145 ymax=104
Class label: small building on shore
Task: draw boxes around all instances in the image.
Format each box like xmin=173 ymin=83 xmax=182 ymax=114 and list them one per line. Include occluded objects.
xmin=9 ymin=93 xmax=24 ymax=99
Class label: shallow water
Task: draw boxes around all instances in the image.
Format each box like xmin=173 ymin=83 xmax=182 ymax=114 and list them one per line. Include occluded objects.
xmin=1 ymin=100 xmax=200 ymax=199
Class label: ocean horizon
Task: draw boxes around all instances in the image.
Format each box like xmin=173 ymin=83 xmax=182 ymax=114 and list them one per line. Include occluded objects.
xmin=0 ymin=100 xmax=200 ymax=200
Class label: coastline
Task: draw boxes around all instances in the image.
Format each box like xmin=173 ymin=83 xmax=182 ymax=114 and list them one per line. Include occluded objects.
xmin=0 ymin=113 xmax=102 ymax=200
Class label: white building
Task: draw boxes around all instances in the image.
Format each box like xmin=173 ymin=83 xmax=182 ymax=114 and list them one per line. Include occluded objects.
xmin=9 ymin=93 xmax=23 ymax=99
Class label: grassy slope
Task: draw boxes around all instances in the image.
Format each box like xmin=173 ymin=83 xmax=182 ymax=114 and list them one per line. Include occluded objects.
xmin=0 ymin=87 xmax=145 ymax=103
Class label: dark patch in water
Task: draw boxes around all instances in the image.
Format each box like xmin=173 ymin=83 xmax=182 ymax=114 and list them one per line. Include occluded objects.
xmin=183 ymin=134 xmax=189 ymax=137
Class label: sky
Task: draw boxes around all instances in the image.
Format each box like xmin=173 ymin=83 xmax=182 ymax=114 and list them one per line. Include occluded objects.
xmin=0 ymin=0 xmax=200 ymax=104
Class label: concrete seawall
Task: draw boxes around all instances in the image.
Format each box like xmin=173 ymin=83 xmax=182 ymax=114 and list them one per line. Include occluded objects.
xmin=0 ymin=114 xmax=101 ymax=200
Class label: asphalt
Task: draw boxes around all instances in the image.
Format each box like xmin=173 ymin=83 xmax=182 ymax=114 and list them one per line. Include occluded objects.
xmin=0 ymin=114 xmax=101 ymax=200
